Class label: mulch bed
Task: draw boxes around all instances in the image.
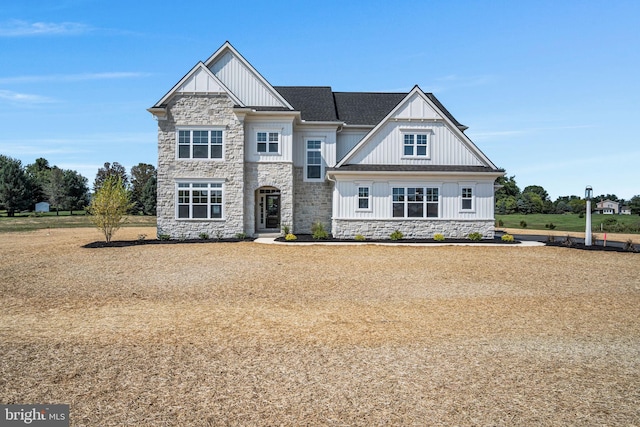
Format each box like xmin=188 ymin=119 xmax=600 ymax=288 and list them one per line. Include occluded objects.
xmin=275 ymin=234 xmax=519 ymax=244
xmin=545 ymin=241 xmax=639 ymax=253
xmin=83 ymin=237 xmax=255 ymax=248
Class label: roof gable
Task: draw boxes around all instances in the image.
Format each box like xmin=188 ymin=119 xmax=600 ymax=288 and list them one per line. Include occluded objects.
xmin=151 ymin=62 xmax=242 ymax=108
xmin=205 ymin=42 xmax=293 ymax=109
xmin=336 ymin=86 xmax=497 ymax=169
xmin=274 ymin=86 xmax=338 ymax=121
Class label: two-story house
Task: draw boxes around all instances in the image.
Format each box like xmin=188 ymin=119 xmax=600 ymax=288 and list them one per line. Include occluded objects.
xmin=148 ymin=42 xmax=504 ymax=239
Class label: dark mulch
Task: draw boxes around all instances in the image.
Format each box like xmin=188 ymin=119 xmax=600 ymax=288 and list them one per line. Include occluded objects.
xmin=275 ymin=234 xmax=519 ymax=245
xmin=83 ymin=238 xmax=255 ymax=248
xmin=545 ymin=241 xmax=639 ymax=253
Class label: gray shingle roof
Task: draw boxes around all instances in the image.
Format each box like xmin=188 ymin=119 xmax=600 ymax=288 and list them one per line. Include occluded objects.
xmin=273 ymin=86 xmax=466 ymax=129
xmin=273 ymin=87 xmax=337 ymax=121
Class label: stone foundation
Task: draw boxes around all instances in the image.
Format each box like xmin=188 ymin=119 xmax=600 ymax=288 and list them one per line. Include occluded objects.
xmin=331 ymin=218 xmax=495 ymax=240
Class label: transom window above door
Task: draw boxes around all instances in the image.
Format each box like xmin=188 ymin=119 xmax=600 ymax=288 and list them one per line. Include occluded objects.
xmin=177 ymin=129 xmax=223 ymax=159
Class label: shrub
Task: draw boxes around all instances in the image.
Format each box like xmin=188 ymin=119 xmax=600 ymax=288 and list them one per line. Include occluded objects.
xmin=501 ymin=233 xmax=514 ymax=242
xmin=497 ymin=219 xmax=504 ymax=227
xmin=433 ymin=233 xmax=445 ymax=241
xmin=282 ymin=225 xmax=290 ymax=235
xmin=624 ymin=239 xmax=638 ymax=252
xmin=311 ymin=222 xmax=329 ymax=239
xmin=285 ymin=233 xmax=297 ymax=241
xmin=199 ymin=232 xmax=209 ymax=240
xmin=390 ymin=230 xmax=403 ymax=240
xmin=354 ymin=234 xmax=366 ymax=241
xmin=545 ymin=223 xmax=556 ymax=230
xmin=562 ymin=235 xmax=574 ymax=247
xmin=468 ymin=232 xmax=483 ymax=241
xmin=158 ymin=233 xmax=170 ymax=241
xmin=235 ymin=232 xmax=247 ymax=240
xmin=519 ymin=220 xmax=527 ymax=228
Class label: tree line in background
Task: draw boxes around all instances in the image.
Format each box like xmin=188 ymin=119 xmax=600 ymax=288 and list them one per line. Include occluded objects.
xmin=0 ymin=155 xmax=156 ymax=217
xmin=495 ymin=175 xmax=640 ymax=215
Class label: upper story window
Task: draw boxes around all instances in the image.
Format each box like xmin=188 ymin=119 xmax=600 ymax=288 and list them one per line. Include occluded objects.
xmin=461 ymin=187 xmax=473 ymax=210
xmin=257 ymin=131 xmax=280 ymax=154
xmin=392 ymin=187 xmax=439 ymax=218
xmin=403 ymin=133 xmax=429 ymax=157
xmin=177 ymin=129 xmax=223 ymax=159
xmin=177 ymin=182 xmax=223 ymax=220
xmin=305 ymin=139 xmax=323 ymax=180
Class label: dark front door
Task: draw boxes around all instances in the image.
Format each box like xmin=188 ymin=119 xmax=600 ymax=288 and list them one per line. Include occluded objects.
xmin=265 ymin=194 xmax=280 ymax=229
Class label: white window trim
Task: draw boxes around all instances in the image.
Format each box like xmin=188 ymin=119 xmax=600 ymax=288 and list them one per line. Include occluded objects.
xmin=391 ymin=185 xmax=440 ymax=218
xmin=175 ymin=127 xmax=225 ymax=161
xmin=355 ymin=182 xmax=372 ymax=212
xmin=459 ymin=183 xmax=476 ymax=213
xmin=256 ymin=130 xmax=281 ymax=155
xmin=175 ymin=179 xmax=225 ymax=221
xmin=304 ymin=137 xmax=324 ymax=182
xmin=400 ymin=129 xmax=432 ymax=159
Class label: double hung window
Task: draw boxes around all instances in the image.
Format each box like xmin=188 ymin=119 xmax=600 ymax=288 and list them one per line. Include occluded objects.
xmin=357 ymin=187 xmax=370 ymax=210
xmin=177 ymin=182 xmax=223 ymax=219
xmin=306 ymin=139 xmax=322 ymax=180
xmin=461 ymin=187 xmax=473 ymax=210
xmin=257 ymin=131 xmax=279 ymax=153
xmin=178 ymin=129 xmax=223 ymax=159
xmin=403 ymin=133 xmax=429 ymax=157
xmin=393 ymin=187 xmax=439 ymax=218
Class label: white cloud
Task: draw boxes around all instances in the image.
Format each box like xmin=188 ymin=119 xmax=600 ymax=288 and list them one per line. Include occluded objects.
xmin=0 ymin=20 xmax=89 ymax=37
xmin=0 ymin=90 xmax=56 ymax=104
xmin=0 ymin=72 xmax=151 ymax=84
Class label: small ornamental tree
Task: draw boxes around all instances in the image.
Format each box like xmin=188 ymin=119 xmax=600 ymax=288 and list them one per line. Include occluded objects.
xmin=88 ymin=176 xmax=133 ymax=243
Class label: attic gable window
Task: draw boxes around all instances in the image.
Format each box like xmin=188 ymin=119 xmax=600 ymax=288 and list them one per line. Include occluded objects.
xmin=257 ymin=131 xmax=280 ymax=154
xmin=177 ymin=129 xmax=223 ymax=159
xmin=403 ymin=133 xmax=429 ymax=157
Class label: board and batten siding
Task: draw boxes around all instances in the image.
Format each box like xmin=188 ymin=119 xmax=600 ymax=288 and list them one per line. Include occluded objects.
xmin=336 ymin=129 xmax=368 ymax=162
xmin=209 ymin=51 xmax=286 ymax=107
xmin=332 ymin=178 xmax=495 ymax=220
xmin=244 ymin=118 xmax=294 ymax=163
xmin=346 ymin=121 xmax=484 ymax=166
xmin=292 ymin=128 xmax=338 ymax=169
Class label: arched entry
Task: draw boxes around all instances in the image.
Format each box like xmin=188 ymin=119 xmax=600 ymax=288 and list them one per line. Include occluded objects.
xmin=256 ymin=186 xmax=281 ymax=232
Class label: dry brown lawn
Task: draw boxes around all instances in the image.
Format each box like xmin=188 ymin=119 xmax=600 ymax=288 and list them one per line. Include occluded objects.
xmin=1 ymin=227 xmax=639 ymax=426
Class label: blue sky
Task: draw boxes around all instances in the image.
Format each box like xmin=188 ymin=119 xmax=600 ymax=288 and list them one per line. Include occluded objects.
xmin=1 ymin=0 xmax=638 ymax=199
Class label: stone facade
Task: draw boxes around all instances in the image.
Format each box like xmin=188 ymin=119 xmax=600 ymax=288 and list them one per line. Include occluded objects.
xmin=331 ymin=218 xmax=495 ymax=240
xmin=156 ymin=94 xmax=245 ymax=239
xmin=293 ymin=167 xmax=333 ymax=234
xmin=244 ymin=162 xmax=294 ymax=235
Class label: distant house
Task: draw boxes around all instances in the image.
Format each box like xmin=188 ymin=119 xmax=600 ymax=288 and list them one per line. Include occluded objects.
xmin=620 ymin=205 xmax=632 ymax=215
xmin=35 ymin=202 xmax=50 ymax=213
xmin=148 ymin=41 xmax=504 ymax=239
xmin=596 ymin=199 xmax=619 ymax=214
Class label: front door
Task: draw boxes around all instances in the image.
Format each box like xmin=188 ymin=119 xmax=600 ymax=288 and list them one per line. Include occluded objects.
xmin=265 ymin=194 xmax=280 ymax=229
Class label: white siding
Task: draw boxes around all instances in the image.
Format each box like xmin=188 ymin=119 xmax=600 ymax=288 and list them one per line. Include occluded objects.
xmin=336 ymin=130 xmax=368 ymax=162
xmin=245 ymin=118 xmax=294 ymax=163
xmin=175 ymin=67 xmax=227 ymax=94
xmin=292 ymin=127 xmax=337 ymax=168
xmin=333 ymin=177 xmax=495 ymax=220
xmin=209 ymin=51 xmax=286 ymax=107
xmin=393 ymin=92 xmax=442 ymax=120
xmin=347 ymin=121 xmax=484 ymax=166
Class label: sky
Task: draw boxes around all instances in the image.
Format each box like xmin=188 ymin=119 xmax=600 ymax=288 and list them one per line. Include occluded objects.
xmin=1 ymin=0 xmax=638 ymax=200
